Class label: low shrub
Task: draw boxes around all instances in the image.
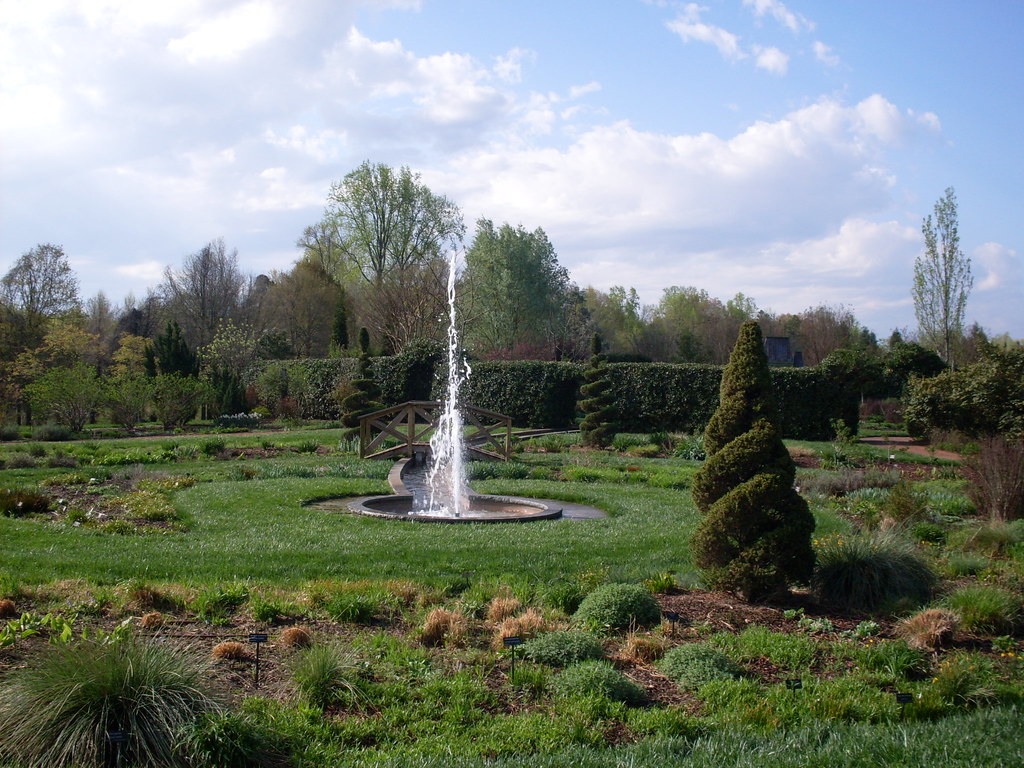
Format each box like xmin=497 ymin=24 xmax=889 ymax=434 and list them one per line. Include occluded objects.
xmin=553 ymin=661 xmax=645 ymax=705
xmin=897 ymin=608 xmax=960 ymax=651
xmin=962 ymin=435 xmax=1024 ymax=521
xmin=943 ymin=585 xmax=1020 ymax=635
xmin=46 ymin=452 xmax=79 ymax=468
xmin=0 ymin=488 xmax=50 ymax=517
xmin=573 ymin=583 xmax=661 ymax=631
xmin=0 ymin=424 xmax=20 ymax=441
xmin=211 ymin=641 xmax=249 ymax=660
xmin=31 ymin=423 xmax=72 ymax=441
xmin=884 ymin=480 xmax=929 ymax=524
xmin=812 ymin=531 xmax=935 ymax=613
xmin=0 ymin=640 xmax=220 ymax=768
xmin=295 ymin=439 xmax=320 ymax=454
xmin=521 ymin=630 xmax=605 ymax=667
xmin=4 ymin=453 xmax=37 ymax=469
xmin=659 ymin=643 xmax=743 ymax=690
xmin=211 ymin=412 xmax=262 ymax=429
xmin=199 ymin=437 xmax=226 ymax=456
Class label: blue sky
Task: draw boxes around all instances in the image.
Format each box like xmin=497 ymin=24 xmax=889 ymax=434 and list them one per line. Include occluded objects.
xmin=1 ymin=0 xmax=1021 ymax=338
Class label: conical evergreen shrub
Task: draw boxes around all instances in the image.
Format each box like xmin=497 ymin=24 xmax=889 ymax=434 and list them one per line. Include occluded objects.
xmin=690 ymin=320 xmax=815 ymax=601
xmin=341 ymin=328 xmax=383 ymax=437
xmin=579 ymin=333 xmax=615 ymax=448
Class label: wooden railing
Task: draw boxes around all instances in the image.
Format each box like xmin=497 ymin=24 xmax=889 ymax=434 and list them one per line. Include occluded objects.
xmin=359 ymin=400 xmax=512 ymax=461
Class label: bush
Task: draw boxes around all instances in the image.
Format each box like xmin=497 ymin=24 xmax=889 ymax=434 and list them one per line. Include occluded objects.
xmin=579 ymin=333 xmax=616 ymax=448
xmin=279 ymin=626 xmax=313 ymax=648
xmin=573 ymin=583 xmax=661 ymax=631
xmin=812 ymin=531 xmax=936 ymax=613
xmin=0 ymin=640 xmax=221 ymax=768
xmin=943 ymin=585 xmax=1021 ymax=635
xmin=24 ymin=363 xmax=103 ymax=432
xmin=962 ymin=435 xmax=1024 ymax=521
xmin=212 ymin=412 xmax=261 ymax=429
xmin=884 ymin=480 xmax=929 ymax=524
xmin=690 ymin=321 xmax=816 ymax=601
xmin=553 ymin=661 xmax=645 ymax=704
xmin=659 ymin=643 xmax=742 ymax=690
xmin=200 ymin=437 xmax=227 ymax=456
xmin=152 ymin=374 xmax=209 ymax=429
xmin=0 ymin=488 xmax=50 ymax=517
xmin=898 ymin=608 xmax=960 ymax=651
xmin=31 ymin=423 xmax=72 ymax=442
xmin=521 ymin=630 xmax=606 ymax=667
xmin=0 ymin=424 xmax=20 ymax=441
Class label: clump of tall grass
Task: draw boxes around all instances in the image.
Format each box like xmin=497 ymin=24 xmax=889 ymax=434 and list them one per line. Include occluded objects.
xmin=812 ymin=531 xmax=935 ymax=613
xmin=943 ymin=585 xmax=1021 ymax=635
xmin=0 ymin=640 xmax=221 ymax=767
xmin=290 ymin=644 xmax=360 ymax=708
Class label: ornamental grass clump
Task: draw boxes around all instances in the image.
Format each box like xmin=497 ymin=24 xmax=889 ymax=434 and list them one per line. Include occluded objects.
xmin=520 ymin=630 xmax=605 ymax=667
xmin=943 ymin=585 xmax=1020 ymax=635
xmin=0 ymin=640 xmax=221 ymax=768
xmin=812 ymin=531 xmax=935 ymax=613
xmin=690 ymin=321 xmax=816 ymax=601
xmin=572 ymin=583 xmax=661 ymax=632
xmin=898 ymin=608 xmax=960 ymax=651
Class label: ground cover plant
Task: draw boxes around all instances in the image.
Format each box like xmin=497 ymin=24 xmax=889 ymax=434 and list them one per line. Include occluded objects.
xmin=1 ymin=421 xmax=1023 ymax=766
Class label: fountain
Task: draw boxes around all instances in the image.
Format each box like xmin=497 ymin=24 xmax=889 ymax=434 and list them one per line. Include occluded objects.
xmin=346 ymin=249 xmax=562 ymax=523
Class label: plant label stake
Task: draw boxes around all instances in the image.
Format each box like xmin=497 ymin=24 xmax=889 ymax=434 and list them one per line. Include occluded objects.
xmin=895 ymin=692 xmax=913 ymax=705
xmin=504 ymin=636 xmax=523 ymax=679
xmin=785 ymin=679 xmax=802 ymax=691
xmin=106 ymin=730 xmax=129 ymax=768
xmin=249 ymin=633 xmax=268 ymax=687
xmin=662 ymin=610 xmax=681 ymax=634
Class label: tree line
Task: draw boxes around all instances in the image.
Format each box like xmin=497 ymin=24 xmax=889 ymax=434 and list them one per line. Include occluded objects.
xmin=0 ymin=164 xmax=1016 ymax=428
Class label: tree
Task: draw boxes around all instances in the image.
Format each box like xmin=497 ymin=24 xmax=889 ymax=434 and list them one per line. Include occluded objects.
xmin=340 ymin=328 xmax=383 ymax=436
xmin=162 ymin=238 xmax=247 ymax=348
xmin=578 ymin=333 xmax=615 ymax=448
xmin=105 ymin=374 xmax=154 ymax=431
xmin=913 ymin=187 xmax=973 ymax=368
xmin=325 ymin=161 xmax=465 ymax=285
xmin=690 ymin=321 xmax=816 ymax=601
xmin=151 ymin=375 xmax=209 ymax=429
xmin=144 ymin=321 xmax=198 ymax=377
xmin=24 ymin=363 xmax=104 ymax=433
xmin=1 ymin=243 xmax=79 ymax=349
xmin=463 ymin=219 xmax=571 ymax=357
xmin=261 ymin=262 xmax=341 ymax=357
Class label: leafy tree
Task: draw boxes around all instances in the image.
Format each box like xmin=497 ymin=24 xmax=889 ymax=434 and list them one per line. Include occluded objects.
xmin=690 ymin=321 xmax=816 ymax=601
xmin=324 ymin=161 xmax=465 ymax=285
xmin=340 ymin=328 xmax=383 ymax=436
xmin=145 ymin=320 xmax=198 ymax=377
xmin=0 ymin=243 xmax=79 ymax=349
xmin=24 ymin=363 xmax=103 ymax=433
xmin=261 ymin=262 xmax=340 ymax=357
xmin=913 ymin=187 xmax=973 ymax=368
xmin=578 ymin=334 xmax=615 ymax=448
xmin=105 ymin=374 xmax=155 ymax=430
xmin=463 ymin=219 xmax=571 ymax=357
xmin=151 ymin=375 xmax=209 ymax=429
xmin=110 ymin=335 xmax=149 ymax=379
xmin=905 ymin=345 xmax=1024 ymax=438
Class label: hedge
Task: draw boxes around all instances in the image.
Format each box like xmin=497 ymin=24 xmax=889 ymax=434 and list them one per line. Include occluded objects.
xmin=247 ymin=356 xmax=855 ymax=440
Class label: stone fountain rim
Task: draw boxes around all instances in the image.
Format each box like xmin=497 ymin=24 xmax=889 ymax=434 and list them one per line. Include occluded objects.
xmin=348 ymin=493 xmax=563 ymax=523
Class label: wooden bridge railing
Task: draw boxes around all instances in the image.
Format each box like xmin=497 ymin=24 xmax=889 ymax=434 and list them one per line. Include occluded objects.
xmin=358 ymin=400 xmax=512 ymax=461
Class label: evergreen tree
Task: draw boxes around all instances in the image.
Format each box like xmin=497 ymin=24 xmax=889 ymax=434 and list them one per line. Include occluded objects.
xmin=579 ymin=333 xmax=615 ymax=448
xmin=340 ymin=327 xmax=383 ymax=436
xmin=331 ymin=295 xmax=349 ymax=350
xmin=690 ymin=321 xmax=815 ymax=601
xmin=144 ymin=320 xmax=198 ymax=377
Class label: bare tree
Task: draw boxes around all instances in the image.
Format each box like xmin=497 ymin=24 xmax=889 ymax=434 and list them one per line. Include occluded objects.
xmin=161 ymin=238 xmax=247 ymax=348
xmin=1 ymin=243 xmax=80 ymax=348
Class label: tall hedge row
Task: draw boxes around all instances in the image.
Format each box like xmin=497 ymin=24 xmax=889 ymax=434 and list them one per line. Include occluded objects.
xmin=247 ymin=356 xmax=855 ymax=440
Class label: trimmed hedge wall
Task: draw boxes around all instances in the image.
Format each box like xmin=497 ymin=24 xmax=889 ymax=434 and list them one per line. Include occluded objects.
xmin=248 ymin=356 xmax=855 ymax=440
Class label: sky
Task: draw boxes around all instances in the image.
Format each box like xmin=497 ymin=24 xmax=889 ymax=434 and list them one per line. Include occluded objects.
xmin=1 ymin=0 xmax=1022 ymax=338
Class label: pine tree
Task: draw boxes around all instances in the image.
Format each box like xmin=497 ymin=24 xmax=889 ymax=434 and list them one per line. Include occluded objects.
xmin=690 ymin=321 xmax=815 ymax=601
xmin=579 ymin=333 xmax=615 ymax=448
xmin=340 ymin=327 xmax=382 ymax=436
xmin=144 ymin=320 xmax=198 ymax=377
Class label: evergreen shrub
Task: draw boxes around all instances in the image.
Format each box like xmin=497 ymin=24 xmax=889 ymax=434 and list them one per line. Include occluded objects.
xmin=553 ymin=661 xmax=645 ymax=704
xmin=573 ymin=583 xmax=661 ymax=631
xmin=659 ymin=643 xmax=743 ymax=690
xmin=579 ymin=333 xmax=616 ymax=448
xmin=690 ymin=321 xmax=816 ymax=601
xmin=521 ymin=630 xmax=606 ymax=667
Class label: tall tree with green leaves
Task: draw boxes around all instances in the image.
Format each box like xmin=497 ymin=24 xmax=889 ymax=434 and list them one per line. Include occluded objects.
xmin=913 ymin=187 xmax=973 ymax=368
xmin=690 ymin=321 xmax=816 ymax=601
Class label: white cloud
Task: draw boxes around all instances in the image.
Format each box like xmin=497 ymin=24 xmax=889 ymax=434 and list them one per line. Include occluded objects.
xmin=813 ymin=40 xmax=840 ymax=66
xmin=494 ymin=47 xmax=534 ymax=83
xmin=743 ymin=0 xmax=814 ymax=33
xmin=753 ymin=45 xmax=788 ymax=75
xmin=114 ymin=260 xmax=165 ymax=282
xmin=974 ymin=241 xmax=1019 ymax=291
xmin=666 ymin=4 xmax=745 ymax=62
xmin=167 ymin=1 xmax=280 ymax=64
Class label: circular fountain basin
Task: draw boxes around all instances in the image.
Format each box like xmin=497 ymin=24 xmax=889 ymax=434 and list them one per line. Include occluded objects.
xmin=349 ymin=494 xmax=562 ymax=523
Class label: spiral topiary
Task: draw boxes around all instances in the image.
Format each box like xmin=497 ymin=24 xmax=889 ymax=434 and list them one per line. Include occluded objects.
xmin=340 ymin=327 xmax=383 ymax=437
xmin=690 ymin=320 xmax=815 ymax=601
xmin=579 ymin=333 xmax=616 ymax=448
